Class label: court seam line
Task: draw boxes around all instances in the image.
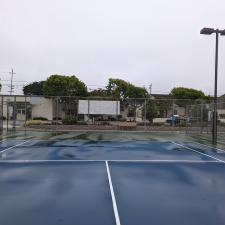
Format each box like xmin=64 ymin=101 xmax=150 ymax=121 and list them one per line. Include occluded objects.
xmin=0 ymin=140 xmax=32 ymax=154
xmin=0 ymin=159 xmax=221 ymax=163
xmin=105 ymin=161 xmax=121 ymax=225
xmin=171 ymin=141 xmax=225 ymax=163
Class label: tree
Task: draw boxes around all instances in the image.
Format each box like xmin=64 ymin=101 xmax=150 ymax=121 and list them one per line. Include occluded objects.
xmin=43 ymin=75 xmax=88 ymax=119
xmin=170 ymin=87 xmax=207 ymax=107
xmin=170 ymin=87 xmax=205 ymax=100
xmin=23 ymin=81 xmax=45 ymax=95
xmin=106 ymin=78 xmax=149 ymax=99
xmin=43 ymin=75 xmax=87 ymax=97
xmin=88 ymin=88 xmax=109 ymax=97
xmin=155 ymin=98 xmax=172 ymax=118
xmin=144 ymin=99 xmax=158 ymax=123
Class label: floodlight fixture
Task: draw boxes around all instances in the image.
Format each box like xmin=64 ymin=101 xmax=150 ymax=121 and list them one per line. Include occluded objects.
xmin=200 ymin=28 xmax=215 ymax=35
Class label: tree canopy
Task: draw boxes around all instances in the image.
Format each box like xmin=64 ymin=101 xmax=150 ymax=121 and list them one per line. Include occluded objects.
xmin=106 ymin=78 xmax=149 ymax=99
xmin=170 ymin=87 xmax=205 ymax=100
xmin=23 ymin=81 xmax=45 ymax=95
xmin=144 ymin=99 xmax=158 ymax=123
xmin=88 ymin=88 xmax=109 ymax=97
xmin=43 ymin=75 xmax=88 ymax=97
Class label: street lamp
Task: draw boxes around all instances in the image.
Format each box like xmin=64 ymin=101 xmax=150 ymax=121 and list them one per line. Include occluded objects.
xmin=200 ymin=27 xmax=225 ymax=144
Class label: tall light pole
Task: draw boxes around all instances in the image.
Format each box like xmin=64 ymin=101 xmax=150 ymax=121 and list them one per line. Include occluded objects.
xmin=200 ymin=28 xmax=225 ymax=144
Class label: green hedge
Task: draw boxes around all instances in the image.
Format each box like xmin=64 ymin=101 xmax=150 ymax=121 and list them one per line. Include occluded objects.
xmin=33 ymin=117 xmax=48 ymax=121
xmin=62 ymin=117 xmax=77 ymax=125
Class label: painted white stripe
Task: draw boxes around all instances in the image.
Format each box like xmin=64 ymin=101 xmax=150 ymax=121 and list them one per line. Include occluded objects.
xmin=0 ymin=159 xmax=220 ymax=163
xmin=0 ymin=140 xmax=32 ymax=154
xmin=192 ymin=142 xmax=225 ymax=153
xmin=0 ymin=139 xmax=7 ymax=143
xmin=171 ymin=141 xmax=225 ymax=163
xmin=106 ymin=161 xmax=121 ymax=225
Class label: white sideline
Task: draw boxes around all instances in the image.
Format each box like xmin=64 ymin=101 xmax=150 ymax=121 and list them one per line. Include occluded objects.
xmin=192 ymin=141 xmax=225 ymax=153
xmin=106 ymin=161 xmax=121 ymax=225
xmin=0 ymin=140 xmax=32 ymax=155
xmin=171 ymin=141 xmax=225 ymax=163
xmin=0 ymin=159 xmax=221 ymax=163
xmin=0 ymin=139 xmax=7 ymax=143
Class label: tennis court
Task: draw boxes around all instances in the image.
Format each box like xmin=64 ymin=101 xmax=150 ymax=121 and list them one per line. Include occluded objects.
xmin=0 ymin=131 xmax=225 ymax=225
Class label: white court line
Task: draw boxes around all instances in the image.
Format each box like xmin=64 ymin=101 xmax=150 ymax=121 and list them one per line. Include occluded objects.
xmin=0 ymin=159 xmax=221 ymax=163
xmin=105 ymin=161 xmax=121 ymax=225
xmin=171 ymin=141 xmax=225 ymax=163
xmin=192 ymin=142 xmax=225 ymax=153
xmin=0 ymin=139 xmax=9 ymax=144
xmin=0 ymin=140 xmax=32 ymax=155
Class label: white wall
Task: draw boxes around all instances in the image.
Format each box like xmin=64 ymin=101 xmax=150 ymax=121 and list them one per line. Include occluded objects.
xmin=31 ymin=97 xmax=53 ymax=120
xmin=78 ymin=100 xmax=120 ymax=115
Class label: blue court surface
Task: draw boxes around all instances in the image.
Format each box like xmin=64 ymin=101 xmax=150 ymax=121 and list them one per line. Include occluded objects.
xmin=0 ymin=131 xmax=225 ymax=225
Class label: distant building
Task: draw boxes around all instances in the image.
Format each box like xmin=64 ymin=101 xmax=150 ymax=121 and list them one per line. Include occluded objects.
xmin=78 ymin=100 xmax=120 ymax=121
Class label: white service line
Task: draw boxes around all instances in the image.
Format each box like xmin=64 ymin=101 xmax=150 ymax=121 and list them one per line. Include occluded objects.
xmin=0 ymin=159 xmax=221 ymax=163
xmin=105 ymin=161 xmax=121 ymax=225
xmin=0 ymin=140 xmax=32 ymax=154
xmin=171 ymin=141 xmax=225 ymax=163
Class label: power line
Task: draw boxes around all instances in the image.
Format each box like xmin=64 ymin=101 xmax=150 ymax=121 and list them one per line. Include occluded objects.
xmin=0 ymin=79 xmax=27 ymax=83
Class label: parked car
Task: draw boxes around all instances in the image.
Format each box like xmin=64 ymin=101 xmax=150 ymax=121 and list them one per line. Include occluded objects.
xmin=165 ymin=115 xmax=186 ymax=126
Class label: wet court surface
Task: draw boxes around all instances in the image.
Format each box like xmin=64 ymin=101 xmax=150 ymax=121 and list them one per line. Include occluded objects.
xmin=0 ymin=140 xmax=220 ymax=161
xmin=0 ymin=162 xmax=115 ymax=225
xmin=0 ymin=132 xmax=225 ymax=225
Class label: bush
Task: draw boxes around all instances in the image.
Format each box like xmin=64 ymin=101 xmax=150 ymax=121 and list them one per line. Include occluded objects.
xmin=152 ymin=122 xmax=163 ymax=126
xmin=77 ymin=121 xmax=87 ymax=125
xmin=99 ymin=121 xmax=110 ymax=125
xmin=137 ymin=122 xmax=151 ymax=126
xmin=51 ymin=121 xmax=62 ymax=125
xmin=53 ymin=117 xmax=62 ymax=121
xmin=26 ymin=120 xmax=51 ymax=126
xmin=62 ymin=117 xmax=77 ymax=125
xmin=33 ymin=117 xmax=48 ymax=121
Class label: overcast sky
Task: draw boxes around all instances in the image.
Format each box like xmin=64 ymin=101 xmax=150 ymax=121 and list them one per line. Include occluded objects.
xmin=0 ymin=0 xmax=225 ymax=95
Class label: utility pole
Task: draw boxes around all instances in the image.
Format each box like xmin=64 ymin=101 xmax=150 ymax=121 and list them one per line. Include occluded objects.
xmin=149 ymin=84 xmax=152 ymax=95
xmin=9 ymin=68 xmax=16 ymax=95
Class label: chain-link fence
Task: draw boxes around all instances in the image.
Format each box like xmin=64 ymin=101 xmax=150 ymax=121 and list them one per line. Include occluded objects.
xmin=0 ymin=95 xmax=222 ymax=138
xmin=186 ymin=101 xmax=225 ymax=143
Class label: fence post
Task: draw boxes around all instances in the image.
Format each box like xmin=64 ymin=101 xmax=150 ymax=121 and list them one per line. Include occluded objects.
xmin=200 ymin=100 xmax=204 ymax=133
xmin=88 ymin=98 xmax=90 ymax=123
xmin=116 ymin=99 xmax=118 ymax=119
xmin=56 ymin=96 xmax=59 ymax=125
xmin=76 ymin=97 xmax=79 ymax=121
xmin=185 ymin=104 xmax=188 ymax=134
xmin=24 ymin=96 xmax=27 ymax=133
xmin=6 ymin=98 xmax=9 ymax=132
xmin=172 ymin=99 xmax=175 ymax=127
xmin=0 ymin=96 xmax=3 ymax=133
xmin=13 ymin=96 xmax=16 ymax=131
xmin=144 ymin=98 xmax=147 ymax=129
